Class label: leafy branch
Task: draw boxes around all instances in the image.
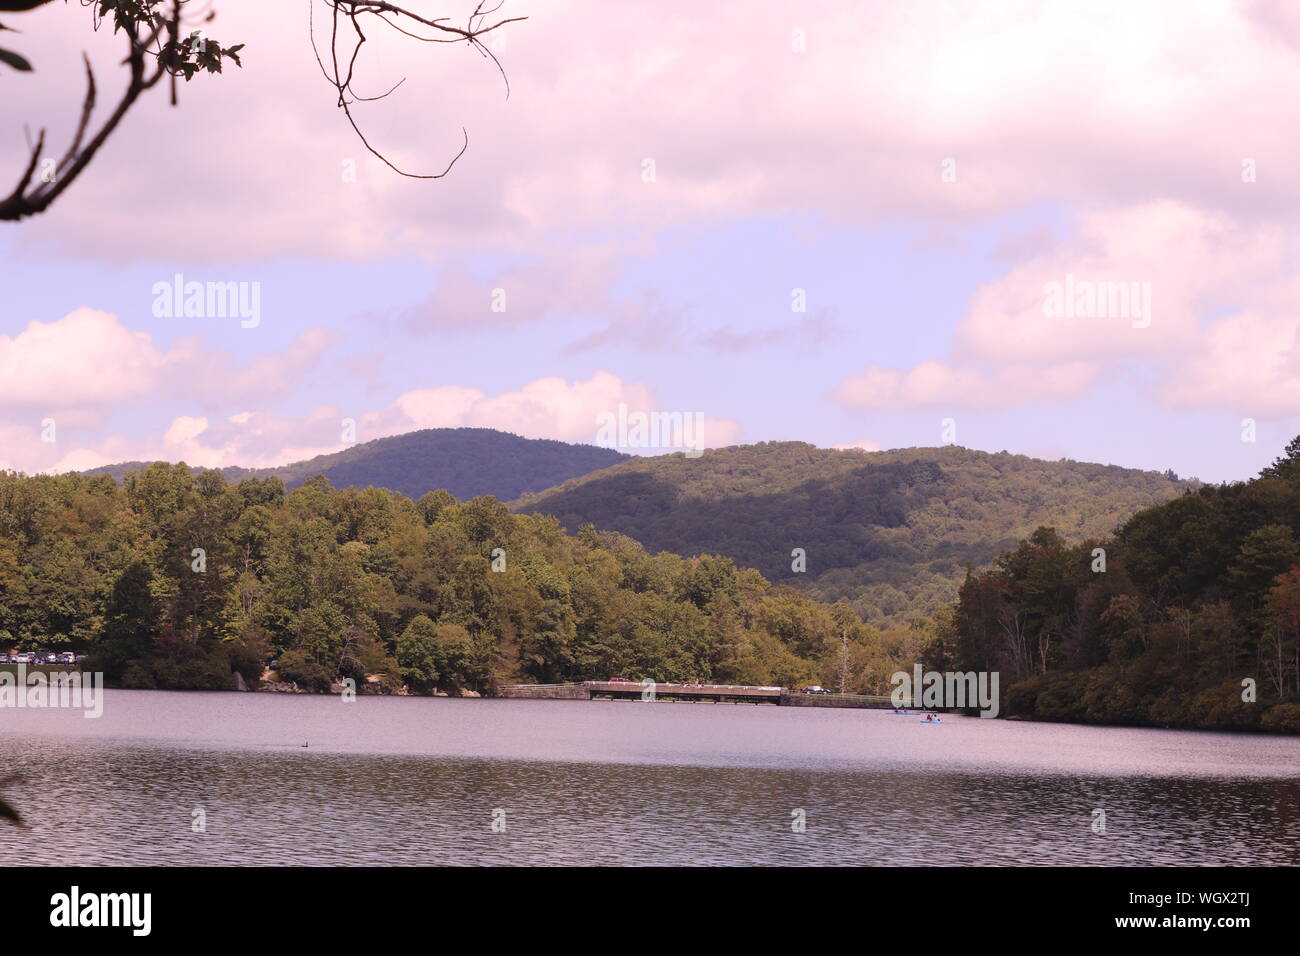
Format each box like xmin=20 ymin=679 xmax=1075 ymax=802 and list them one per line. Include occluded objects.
xmin=1 ymin=0 xmax=523 ymax=221
xmin=1 ymin=0 xmax=243 ymax=221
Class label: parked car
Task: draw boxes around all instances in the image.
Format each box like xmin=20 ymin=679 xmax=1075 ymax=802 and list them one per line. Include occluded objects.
xmin=606 ymin=676 xmax=632 ymax=683
xmin=801 ymin=685 xmax=832 ymax=695
xmin=0 ymin=653 xmax=11 ymax=663
xmin=14 ymin=653 xmax=34 ymax=664
xmin=57 ymin=652 xmax=77 ymax=665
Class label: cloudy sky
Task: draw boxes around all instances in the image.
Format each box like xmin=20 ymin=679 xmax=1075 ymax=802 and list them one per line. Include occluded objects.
xmin=3 ymin=0 xmax=1300 ymax=482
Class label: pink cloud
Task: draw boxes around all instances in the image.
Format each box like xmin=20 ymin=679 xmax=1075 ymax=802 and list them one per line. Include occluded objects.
xmin=831 ymin=359 xmax=1100 ymax=412
xmin=382 ymin=242 xmax=640 ymax=333
xmin=0 ymin=308 xmax=336 ymax=411
xmin=364 ymin=370 xmax=743 ymax=449
xmin=832 ymin=438 xmax=883 ymax=452
xmin=831 ymin=201 xmax=1300 ymax=416
xmin=33 ymin=408 xmax=351 ymax=474
xmin=1 ymin=368 xmax=743 ymax=474
xmin=9 ymin=1 xmax=1300 ymax=262
xmin=1160 ymin=301 xmax=1300 ymax=417
xmin=167 ymin=327 xmax=338 ymax=405
xmin=957 ymin=202 xmax=1285 ymax=364
xmin=0 ymin=308 xmax=171 ymax=405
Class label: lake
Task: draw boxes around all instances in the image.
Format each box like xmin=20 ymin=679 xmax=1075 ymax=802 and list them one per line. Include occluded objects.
xmin=2 ymin=690 xmax=1298 ymax=866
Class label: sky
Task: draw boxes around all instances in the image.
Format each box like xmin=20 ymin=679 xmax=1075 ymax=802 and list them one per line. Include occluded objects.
xmin=4 ymin=0 xmax=1300 ymax=482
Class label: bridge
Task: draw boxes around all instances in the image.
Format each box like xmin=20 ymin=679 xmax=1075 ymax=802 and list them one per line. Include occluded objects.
xmin=588 ymin=680 xmax=783 ymax=704
xmin=498 ymin=681 xmax=912 ymax=710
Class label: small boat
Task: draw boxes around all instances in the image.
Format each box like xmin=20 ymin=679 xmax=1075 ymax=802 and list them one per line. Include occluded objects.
xmin=918 ymin=715 xmax=942 ymax=723
xmin=886 ymin=710 xmax=920 ymax=715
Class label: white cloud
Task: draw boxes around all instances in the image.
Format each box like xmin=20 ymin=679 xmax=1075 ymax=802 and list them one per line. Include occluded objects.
xmin=0 ymin=308 xmax=170 ymax=405
xmin=367 ymin=370 xmax=743 ymax=448
xmin=7 ymin=371 xmax=744 ymax=475
xmin=14 ymin=1 xmax=1300 ymax=261
xmin=830 ymin=201 xmax=1300 ymax=416
xmin=832 ymin=438 xmax=883 ymax=452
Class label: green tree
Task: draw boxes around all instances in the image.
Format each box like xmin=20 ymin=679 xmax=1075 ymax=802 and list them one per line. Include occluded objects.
xmin=93 ymin=562 xmax=162 ymax=681
xmin=397 ymin=615 xmax=442 ymax=693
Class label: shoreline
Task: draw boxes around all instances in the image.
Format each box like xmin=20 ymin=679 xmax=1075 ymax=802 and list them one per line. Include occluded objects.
xmin=14 ymin=679 xmax=1296 ymax=738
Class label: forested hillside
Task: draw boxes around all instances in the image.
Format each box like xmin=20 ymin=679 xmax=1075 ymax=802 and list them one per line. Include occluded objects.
xmin=948 ymin=438 xmax=1300 ymax=733
xmin=86 ymin=428 xmax=628 ymax=502
xmin=0 ymin=464 xmax=917 ymax=694
xmin=513 ymin=443 xmax=1191 ymax=624
xmin=7 ymin=440 xmax=1300 ymax=733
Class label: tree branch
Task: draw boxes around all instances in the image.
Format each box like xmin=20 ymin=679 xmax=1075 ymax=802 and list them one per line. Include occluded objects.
xmin=0 ymin=5 xmax=176 ymax=221
xmin=312 ymin=0 xmax=524 ymax=179
xmin=2 ymin=0 xmax=520 ymax=221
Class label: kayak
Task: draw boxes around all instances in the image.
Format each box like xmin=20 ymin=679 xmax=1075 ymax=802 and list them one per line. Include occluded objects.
xmin=886 ymin=711 xmax=920 ymax=715
xmin=919 ymin=717 xmax=942 ymax=723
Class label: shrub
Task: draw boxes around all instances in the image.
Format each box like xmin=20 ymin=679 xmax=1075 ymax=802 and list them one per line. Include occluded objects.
xmin=1260 ymin=702 xmax=1300 ymax=733
xmin=275 ymin=650 xmax=333 ymax=693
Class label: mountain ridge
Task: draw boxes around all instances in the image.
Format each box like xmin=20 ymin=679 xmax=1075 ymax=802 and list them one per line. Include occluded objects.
xmin=511 ymin=441 xmax=1194 ymax=624
xmin=83 ymin=430 xmax=1193 ymax=625
xmin=83 ymin=427 xmax=629 ymax=502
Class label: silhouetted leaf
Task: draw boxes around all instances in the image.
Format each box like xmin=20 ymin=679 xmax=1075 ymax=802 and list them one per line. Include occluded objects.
xmin=0 ymin=46 xmax=31 ymax=71
xmin=0 ymin=777 xmax=22 ymax=825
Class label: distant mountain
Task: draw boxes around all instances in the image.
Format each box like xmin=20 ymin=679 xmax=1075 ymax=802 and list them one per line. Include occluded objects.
xmin=85 ymin=428 xmax=629 ymax=501
xmin=512 ymin=442 xmax=1193 ymax=624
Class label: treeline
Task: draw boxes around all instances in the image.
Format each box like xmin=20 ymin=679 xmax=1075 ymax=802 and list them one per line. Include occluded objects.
xmin=948 ymin=438 xmax=1300 ymax=733
xmin=0 ymin=464 xmax=920 ymax=695
xmin=10 ymin=444 xmax=1296 ymax=733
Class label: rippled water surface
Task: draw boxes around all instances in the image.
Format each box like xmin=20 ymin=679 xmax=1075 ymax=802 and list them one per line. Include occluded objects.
xmin=2 ymin=690 xmax=1298 ymax=865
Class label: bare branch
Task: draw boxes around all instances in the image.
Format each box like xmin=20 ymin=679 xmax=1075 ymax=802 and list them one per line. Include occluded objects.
xmin=312 ymin=0 xmax=524 ymax=179
xmin=2 ymin=0 xmax=521 ymax=221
